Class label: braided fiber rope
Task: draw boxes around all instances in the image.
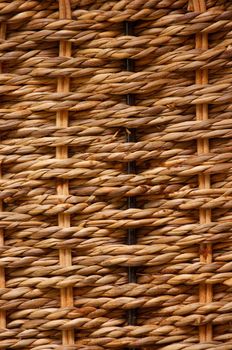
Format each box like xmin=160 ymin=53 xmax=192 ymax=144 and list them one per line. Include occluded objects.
xmin=0 ymin=17 xmax=6 ymax=335
xmin=0 ymin=0 xmax=232 ymax=349
xmin=57 ymin=0 xmax=75 ymax=347
xmin=190 ymin=0 xmax=212 ymax=343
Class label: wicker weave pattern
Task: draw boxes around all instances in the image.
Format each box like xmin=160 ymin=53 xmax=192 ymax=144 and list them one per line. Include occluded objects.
xmin=1 ymin=0 xmax=232 ymax=349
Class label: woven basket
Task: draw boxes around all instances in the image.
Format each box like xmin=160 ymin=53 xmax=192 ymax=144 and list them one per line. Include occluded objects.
xmin=0 ymin=0 xmax=232 ymax=349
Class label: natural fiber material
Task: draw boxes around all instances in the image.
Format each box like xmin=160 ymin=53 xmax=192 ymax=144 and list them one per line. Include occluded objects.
xmin=0 ymin=0 xmax=232 ymax=349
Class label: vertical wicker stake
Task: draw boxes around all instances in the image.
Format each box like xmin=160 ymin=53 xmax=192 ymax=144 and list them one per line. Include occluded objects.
xmin=125 ymin=20 xmax=137 ymax=339
xmin=192 ymin=0 xmax=213 ymax=342
xmin=57 ymin=0 xmax=74 ymax=346
xmin=0 ymin=22 xmax=6 ymax=332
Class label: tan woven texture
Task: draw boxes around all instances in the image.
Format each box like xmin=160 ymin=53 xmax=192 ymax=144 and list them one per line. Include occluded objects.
xmin=1 ymin=0 xmax=232 ymax=349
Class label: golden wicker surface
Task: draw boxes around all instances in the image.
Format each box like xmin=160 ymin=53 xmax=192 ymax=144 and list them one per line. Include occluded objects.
xmin=0 ymin=0 xmax=232 ymax=349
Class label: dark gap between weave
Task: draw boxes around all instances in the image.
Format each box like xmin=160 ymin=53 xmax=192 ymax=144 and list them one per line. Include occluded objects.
xmin=124 ymin=20 xmax=137 ymax=338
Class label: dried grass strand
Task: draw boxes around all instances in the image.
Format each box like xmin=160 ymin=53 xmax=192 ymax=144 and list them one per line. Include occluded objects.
xmin=0 ymin=21 xmax=6 ymax=332
xmin=192 ymin=0 xmax=213 ymax=343
xmin=57 ymin=0 xmax=75 ymax=346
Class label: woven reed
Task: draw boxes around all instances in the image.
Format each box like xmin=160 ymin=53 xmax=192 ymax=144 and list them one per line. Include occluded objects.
xmin=0 ymin=0 xmax=232 ymax=349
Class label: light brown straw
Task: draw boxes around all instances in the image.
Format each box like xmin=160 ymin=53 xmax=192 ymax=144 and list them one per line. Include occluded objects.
xmin=1 ymin=1 xmax=232 ymax=348
xmin=0 ymin=21 xmax=6 ymax=332
xmin=57 ymin=0 xmax=74 ymax=346
xmin=192 ymin=0 xmax=213 ymax=343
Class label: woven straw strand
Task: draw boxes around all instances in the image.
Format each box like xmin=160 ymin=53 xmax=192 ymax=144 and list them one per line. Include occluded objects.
xmin=191 ymin=0 xmax=213 ymax=343
xmin=57 ymin=0 xmax=75 ymax=346
xmin=0 ymin=20 xmax=6 ymax=333
xmin=125 ymin=20 xmax=137 ymax=334
xmin=1 ymin=1 xmax=232 ymax=349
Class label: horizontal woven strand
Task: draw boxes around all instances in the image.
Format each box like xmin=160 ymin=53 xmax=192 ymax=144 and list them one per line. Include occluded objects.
xmin=1 ymin=0 xmax=232 ymax=348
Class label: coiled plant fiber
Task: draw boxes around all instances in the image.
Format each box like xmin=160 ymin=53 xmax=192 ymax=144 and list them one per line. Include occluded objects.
xmin=0 ymin=0 xmax=232 ymax=349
